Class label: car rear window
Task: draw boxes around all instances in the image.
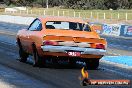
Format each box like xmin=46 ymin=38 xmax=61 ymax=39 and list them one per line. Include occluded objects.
xmin=46 ymin=21 xmax=91 ymax=32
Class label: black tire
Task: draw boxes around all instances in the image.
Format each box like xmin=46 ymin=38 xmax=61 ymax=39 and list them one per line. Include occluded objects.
xmin=17 ymin=39 xmax=28 ymax=62
xmin=32 ymin=44 xmax=44 ymax=67
xmin=52 ymin=57 xmax=58 ymax=64
xmin=69 ymin=59 xmax=76 ymax=67
xmin=85 ymin=59 xmax=99 ymax=70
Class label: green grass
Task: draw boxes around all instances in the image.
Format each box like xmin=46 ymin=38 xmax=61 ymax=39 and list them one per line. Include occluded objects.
xmin=1 ymin=7 xmax=132 ymax=20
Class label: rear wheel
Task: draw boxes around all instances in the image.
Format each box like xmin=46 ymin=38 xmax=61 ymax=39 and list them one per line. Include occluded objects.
xmin=32 ymin=44 xmax=44 ymax=67
xmin=85 ymin=59 xmax=99 ymax=70
xmin=17 ymin=39 xmax=28 ymax=62
xmin=69 ymin=59 xmax=76 ymax=67
xmin=52 ymin=57 xmax=58 ymax=64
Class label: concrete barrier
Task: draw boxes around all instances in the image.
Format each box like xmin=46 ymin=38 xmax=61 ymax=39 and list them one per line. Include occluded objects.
xmin=90 ymin=23 xmax=121 ymax=36
xmin=0 ymin=15 xmax=35 ymax=25
xmin=120 ymin=25 xmax=132 ymax=37
xmin=89 ymin=22 xmax=103 ymax=34
xmin=5 ymin=7 xmax=27 ymax=12
xmin=13 ymin=7 xmax=26 ymax=11
xmin=102 ymin=24 xmax=121 ymax=36
xmin=89 ymin=22 xmax=132 ymax=37
xmin=124 ymin=26 xmax=132 ymax=37
xmin=5 ymin=8 xmax=17 ymax=12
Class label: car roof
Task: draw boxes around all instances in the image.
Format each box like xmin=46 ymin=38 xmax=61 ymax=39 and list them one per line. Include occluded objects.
xmin=39 ymin=16 xmax=87 ymax=23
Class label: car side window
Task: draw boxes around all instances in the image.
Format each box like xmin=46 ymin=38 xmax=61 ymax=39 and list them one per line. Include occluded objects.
xmin=28 ymin=19 xmax=42 ymax=31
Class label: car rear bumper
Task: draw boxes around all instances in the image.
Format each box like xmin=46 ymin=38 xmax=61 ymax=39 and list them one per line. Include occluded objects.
xmin=41 ymin=45 xmax=106 ymax=55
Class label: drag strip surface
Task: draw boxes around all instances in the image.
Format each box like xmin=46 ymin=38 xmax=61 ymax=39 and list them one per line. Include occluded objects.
xmin=0 ymin=37 xmax=131 ymax=88
xmin=0 ymin=22 xmax=132 ymax=88
xmin=0 ymin=64 xmax=51 ymax=88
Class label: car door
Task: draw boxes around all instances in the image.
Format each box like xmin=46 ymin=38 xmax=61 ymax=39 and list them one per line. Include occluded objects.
xmin=26 ymin=19 xmax=43 ymax=54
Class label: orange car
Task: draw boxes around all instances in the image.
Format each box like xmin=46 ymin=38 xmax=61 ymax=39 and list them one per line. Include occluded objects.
xmin=16 ymin=16 xmax=107 ymax=69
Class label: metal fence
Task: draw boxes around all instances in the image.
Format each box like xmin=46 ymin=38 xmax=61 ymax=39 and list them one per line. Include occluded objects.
xmin=4 ymin=9 xmax=132 ymax=21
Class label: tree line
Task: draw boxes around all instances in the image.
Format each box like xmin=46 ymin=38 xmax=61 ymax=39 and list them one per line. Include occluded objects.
xmin=2 ymin=0 xmax=132 ymax=10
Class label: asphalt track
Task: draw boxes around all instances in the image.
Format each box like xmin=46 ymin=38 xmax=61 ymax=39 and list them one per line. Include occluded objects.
xmin=0 ymin=22 xmax=132 ymax=88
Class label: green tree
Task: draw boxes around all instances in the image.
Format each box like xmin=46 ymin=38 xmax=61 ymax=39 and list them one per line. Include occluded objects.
xmin=3 ymin=0 xmax=132 ymax=9
xmin=128 ymin=0 xmax=132 ymax=8
xmin=3 ymin=0 xmax=11 ymax=5
xmin=104 ymin=0 xmax=119 ymax=10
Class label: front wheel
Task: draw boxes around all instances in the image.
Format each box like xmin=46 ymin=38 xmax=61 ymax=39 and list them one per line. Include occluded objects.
xmin=85 ymin=59 xmax=99 ymax=70
xmin=19 ymin=49 xmax=28 ymax=62
xmin=18 ymin=40 xmax=28 ymax=62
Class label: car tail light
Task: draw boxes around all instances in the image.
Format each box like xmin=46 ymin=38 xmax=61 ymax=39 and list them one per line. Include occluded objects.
xmin=96 ymin=44 xmax=105 ymax=49
xmin=43 ymin=41 xmax=58 ymax=45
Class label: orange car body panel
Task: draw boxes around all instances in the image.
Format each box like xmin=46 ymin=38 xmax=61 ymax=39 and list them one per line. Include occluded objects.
xmin=17 ymin=16 xmax=107 ymax=59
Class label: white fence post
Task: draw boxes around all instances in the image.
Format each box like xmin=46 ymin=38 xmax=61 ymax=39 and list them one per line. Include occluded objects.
xmin=26 ymin=9 xmax=28 ymax=14
xmin=126 ymin=13 xmax=128 ymax=21
xmin=90 ymin=12 xmax=93 ymax=19
xmin=53 ymin=10 xmax=54 ymax=16
xmin=68 ymin=11 xmax=70 ymax=17
xmin=84 ymin=12 xmax=86 ymax=19
xmin=104 ymin=13 xmax=106 ymax=19
xmin=74 ymin=11 xmax=75 ymax=17
xmin=63 ymin=11 xmax=64 ymax=16
xmin=111 ymin=13 xmax=112 ymax=20
xmin=31 ymin=10 xmax=32 ymax=14
xmin=20 ymin=10 xmax=21 ymax=14
xmin=118 ymin=13 xmax=120 ymax=20
xmin=58 ymin=10 xmax=59 ymax=16
xmin=79 ymin=12 xmax=80 ymax=18
xmin=39 ymin=10 xmax=41 ymax=15
xmin=43 ymin=10 xmax=45 ymax=15
xmin=97 ymin=12 xmax=99 ymax=20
